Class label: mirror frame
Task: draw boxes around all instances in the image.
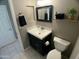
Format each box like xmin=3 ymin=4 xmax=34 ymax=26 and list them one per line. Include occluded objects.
xmin=36 ymin=5 xmax=53 ymax=22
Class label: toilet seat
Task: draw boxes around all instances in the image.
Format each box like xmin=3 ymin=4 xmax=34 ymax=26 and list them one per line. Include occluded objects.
xmin=47 ymin=49 xmax=61 ymax=59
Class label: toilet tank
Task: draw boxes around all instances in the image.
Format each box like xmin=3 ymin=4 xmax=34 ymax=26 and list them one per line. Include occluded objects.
xmin=53 ymin=37 xmax=70 ymax=52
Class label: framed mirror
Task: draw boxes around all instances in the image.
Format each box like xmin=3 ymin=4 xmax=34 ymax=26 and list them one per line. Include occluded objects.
xmin=36 ymin=5 xmax=53 ymax=22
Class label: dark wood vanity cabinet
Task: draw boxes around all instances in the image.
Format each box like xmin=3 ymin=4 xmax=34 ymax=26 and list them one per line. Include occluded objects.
xmin=28 ymin=33 xmax=54 ymax=56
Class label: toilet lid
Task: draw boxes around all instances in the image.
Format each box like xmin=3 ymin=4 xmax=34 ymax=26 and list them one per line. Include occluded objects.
xmin=47 ymin=49 xmax=61 ymax=59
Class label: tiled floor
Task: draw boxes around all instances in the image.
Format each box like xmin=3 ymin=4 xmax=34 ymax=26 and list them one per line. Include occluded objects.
xmin=1 ymin=45 xmax=68 ymax=59
xmin=0 ymin=40 xmax=23 ymax=59
xmin=12 ymin=47 xmax=69 ymax=59
xmin=12 ymin=47 xmax=46 ymax=59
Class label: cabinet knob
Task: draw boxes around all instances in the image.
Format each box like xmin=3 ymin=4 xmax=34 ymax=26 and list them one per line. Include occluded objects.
xmin=45 ymin=41 xmax=50 ymax=46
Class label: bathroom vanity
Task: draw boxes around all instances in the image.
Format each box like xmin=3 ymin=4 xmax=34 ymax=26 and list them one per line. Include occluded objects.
xmin=27 ymin=26 xmax=54 ymax=55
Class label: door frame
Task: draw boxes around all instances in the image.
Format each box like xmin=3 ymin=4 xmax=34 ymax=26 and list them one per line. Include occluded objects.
xmin=8 ymin=0 xmax=24 ymax=51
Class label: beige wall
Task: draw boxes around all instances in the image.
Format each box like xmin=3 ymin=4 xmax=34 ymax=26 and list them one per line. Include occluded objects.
xmin=70 ymin=36 xmax=79 ymax=59
xmin=53 ymin=20 xmax=79 ymax=57
xmin=12 ymin=0 xmax=79 ymax=58
xmin=52 ymin=0 xmax=79 ymax=19
xmin=36 ymin=0 xmax=79 ymax=19
xmin=12 ymin=0 xmax=36 ymax=48
xmin=12 ymin=0 xmax=79 ymax=53
xmin=37 ymin=20 xmax=79 ymax=57
xmin=12 ymin=0 xmax=36 ymax=26
xmin=36 ymin=0 xmax=79 ymax=58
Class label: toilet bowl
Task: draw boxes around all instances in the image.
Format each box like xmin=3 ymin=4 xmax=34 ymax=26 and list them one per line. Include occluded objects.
xmin=47 ymin=49 xmax=61 ymax=59
xmin=47 ymin=37 xmax=70 ymax=59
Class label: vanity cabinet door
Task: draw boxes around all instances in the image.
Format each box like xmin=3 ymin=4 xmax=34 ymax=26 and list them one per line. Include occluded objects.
xmin=42 ymin=33 xmax=54 ymax=55
xmin=28 ymin=33 xmax=43 ymax=48
xmin=28 ymin=33 xmax=54 ymax=55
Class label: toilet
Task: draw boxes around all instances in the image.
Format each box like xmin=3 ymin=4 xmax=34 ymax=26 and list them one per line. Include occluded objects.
xmin=47 ymin=37 xmax=70 ymax=59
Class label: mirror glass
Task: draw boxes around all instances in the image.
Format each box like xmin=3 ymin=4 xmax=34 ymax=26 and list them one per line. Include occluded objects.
xmin=36 ymin=5 xmax=53 ymax=22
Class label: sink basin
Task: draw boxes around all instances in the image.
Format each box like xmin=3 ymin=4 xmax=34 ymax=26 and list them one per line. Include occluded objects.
xmin=27 ymin=26 xmax=52 ymax=40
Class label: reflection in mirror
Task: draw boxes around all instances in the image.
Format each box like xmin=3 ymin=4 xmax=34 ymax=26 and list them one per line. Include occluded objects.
xmin=36 ymin=5 xmax=53 ymax=22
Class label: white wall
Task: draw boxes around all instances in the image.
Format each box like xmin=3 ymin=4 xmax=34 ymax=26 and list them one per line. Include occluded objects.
xmin=70 ymin=36 xmax=79 ymax=59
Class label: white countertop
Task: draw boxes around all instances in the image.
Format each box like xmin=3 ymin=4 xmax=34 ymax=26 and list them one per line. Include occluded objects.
xmin=27 ymin=26 xmax=52 ymax=40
